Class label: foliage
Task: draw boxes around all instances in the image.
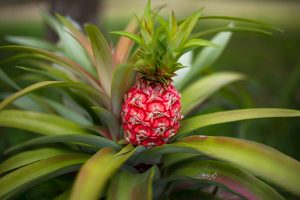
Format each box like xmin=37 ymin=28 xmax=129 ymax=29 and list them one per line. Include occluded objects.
xmin=0 ymin=1 xmax=300 ymax=199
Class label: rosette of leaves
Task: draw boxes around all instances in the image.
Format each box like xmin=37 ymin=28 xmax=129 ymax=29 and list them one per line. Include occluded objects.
xmin=0 ymin=1 xmax=300 ymax=200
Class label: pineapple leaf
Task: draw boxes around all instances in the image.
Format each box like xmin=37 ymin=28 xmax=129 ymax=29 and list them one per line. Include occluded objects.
xmin=192 ymin=26 xmax=273 ymax=38
xmin=0 ymin=148 xmax=68 ymax=174
xmin=107 ymin=166 xmax=156 ymax=200
xmin=111 ymin=64 xmax=136 ymax=117
xmin=175 ymin=30 xmax=232 ymax=90
xmin=181 ymin=72 xmax=245 ymax=115
xmin=114 ymin=19 xmax=138 ymax=64
xmin=0 ymin=110 xmax=90 ymax=136
xmin=16 ymin=66 xmax=58 ymax=80
xmin=92 ymin=107 xmax=120 ymax=141
xmin=167 ymin=160 xmax=284 ymax=200
xmin=43 ymin=98 xmax=92 ymax=126
xmin=110 ymin=31 xmax=143 ymax=45
xmin=42 ymin=12 xmax=94 ymax=73
xmin=0 ymin=153 xmax=89 ymax=200
xmin=55 ymin=13 xmax=94 ymax=61
xmin=172 ymin=9 xmax=203 ymax=47
xmin=6 ymin=36 xmax=58 ymax=51
xmin=0 ymin=46 xmax=100 ymax=89
xmin=176 ymin=108 xmax=300 ymax=139
xmin=171 ymin=136 xmax=300 ymax=196
xmin=5 ymin=134 xmax=121 ymax=155
xmin=0 ymin=81 xmax=105 ymax=110
xmin=70 ymin=145 xmax=136 ymax=200
xmin=85 ymin=24 xmax=113 ymax=95
xmin=0 ymin=69 xmax=21 ymax=90
xmin=197 ymin=16 xmax=283 ymax=32
xmin=54 ymin=189 xmax=71 ymax=200
xmin=180 ymin=38 xmax=218 ymax=54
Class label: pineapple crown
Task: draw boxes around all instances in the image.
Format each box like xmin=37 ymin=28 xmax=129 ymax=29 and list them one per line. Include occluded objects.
xmin=112 ymin=0 xmax=215 ymax=83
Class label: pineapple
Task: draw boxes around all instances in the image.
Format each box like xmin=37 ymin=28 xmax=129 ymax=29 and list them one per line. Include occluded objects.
xmin=0 ymin=1 xmax=300 ymax=200
xmin=122 ymin=78 xmax=182 ymax=147
xmin=119 ymin=1 xmax=216 ymax=147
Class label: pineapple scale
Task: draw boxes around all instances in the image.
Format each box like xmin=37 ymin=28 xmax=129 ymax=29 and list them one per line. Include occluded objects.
xmin=121 ymin=78 xmax=182 ymax=147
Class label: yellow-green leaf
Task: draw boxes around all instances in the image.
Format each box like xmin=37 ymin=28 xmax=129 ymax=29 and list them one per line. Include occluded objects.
xmin=70 ymin=145 xmax=136 ymax=200
xmin=171 ymin=136 xmax=300 ymax=196
xmin=0 ymin=148 xmax=67 ymax=174
xmin=181 ymin=72 xmax=245 ymax=115
xmin=176 ymin=108 xmax=300 ymax=139
xmin=0 ymin=110 xmax=90 ymax=136
xmin=107 ymin=167 xmax=155 ymax=200
xmin=0 ymin=153 xmax=89 ymax=200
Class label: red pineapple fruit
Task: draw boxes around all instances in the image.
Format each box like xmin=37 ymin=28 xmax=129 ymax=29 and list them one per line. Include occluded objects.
xmin=116 ymin=0 xmax=215 ymax=147
xmin=122 ymin=78 xmax=182 ymax=147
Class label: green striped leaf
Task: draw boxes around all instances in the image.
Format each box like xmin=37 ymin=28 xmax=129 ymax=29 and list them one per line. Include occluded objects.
xmin=0 ymin=46 xmax=100 ymax=88
xmin=0 ymin=110 xmax=90 ymax=136
xmin=176 ymin=108 xmax=300 ymax=139
xmin=0 ymin=69 xmax=21 ymax=90
xmin=170 ymin=136 xmax=300 ymax=196
xmin=55 ymin=13 xmax=94 ymax=64
xmin=192 ymin=26 xmax=273 ymax=38
xmin=111 ymin=64 xmax=136 ymax=117
xmin=43 ymin=98 xmax=92 ymax=126
xmin=110 ymin=31 xmax=142 ymax=45
xmin=6 ymin=36 xmax=58 ymax=51
xmin=169 ymin=160 xmax=284 ymax=200
xmin=197 ymin=16 xmax=282 ymax=32
xmin=0 ymin=153 xmax=89 ymax=200
xmin=113 ymin=19 xmax=138 ymax=64
xmin=41 ymin=12 xmax=94 ymax=73
xmin=0 ymin=81 xmax=104 ymax=110
xmin=107 ymin=167 xmax=155 ymax=200
xmin=54 ymin=190 xmax=71 ymax=200
xmin=175 ymin=30 xmax=232 ymax=90
xmin=5 ymin=134 xmax=121 ymax=155
xmin=181 ymin=38 xmax=218 ymax=53
xmin=70 ymin=145 xmax=136 ymax=200
xmin=181 ymin=72 xmax=245 ymax=115
xmin=92 ymin=107 xmax=120 ymax=141
xmin=85 ymin=24 xmax=113 ymax=96
xmin=0 ymin=148 xmax=67 ymax=174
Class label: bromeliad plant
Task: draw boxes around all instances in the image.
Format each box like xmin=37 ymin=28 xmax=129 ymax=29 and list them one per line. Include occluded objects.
xmin=0 ymin=1 xmax=300 ymax=199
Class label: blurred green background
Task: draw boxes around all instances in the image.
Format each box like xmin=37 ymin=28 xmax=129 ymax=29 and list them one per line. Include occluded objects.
xmin=0 ymin=1 xmax=299 ymax=197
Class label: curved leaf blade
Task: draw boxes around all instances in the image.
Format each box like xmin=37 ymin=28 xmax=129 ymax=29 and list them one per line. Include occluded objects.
xmin=85 ymin=24 xmax=113 ymax=95
xmin=5 ymin=134 xmax=121 ymax=155
xmin=176 ymin=108 xmax=300 ymax=139
xmin=169 ymin=160 xmax=284 ymax=200
xmin=54 ymin=190 xmax=71 ymax=200
xmin=43 ymin=98 xmax=92 ymax=126
xmin=6 ymin=36 xmax=58 ymax=51
xmin=197 ymin=16 xmax=282 ymax=32
xmin=70 ymin=145 xmax=136 ymax=200
xmin=107 ymin=167 xmax=155 ymax=200
xmin=192 ymin=26 xmax=273 ymax=38
xmin=0 ymin=148 xmax=67 ymax=174
xmin=0 ymin=81 xmax=104 ymax=110
xmin=171 ymin=136 xmax=300 ymax=195
xmin=111 ymin=64 xmax=136 ymax=117
xmin=0 ymin=46 xmax=100 ymax=89
xmin=181 ymin=72 xmax=245 ymax=115
xmin=175 ymin=30 xmax=232 ymax=90
xmin=110 ymin=31 xmax=142 ymax=45
xmin=113 ymin=19 xmax=138 ymax=65
xmin=92 ymin=106 xmax=120 ymax=141
xmin=0 ymin=110 xmax=90 ymax=136
xmin=0 ymin=153 xmax=88 ymax=200
xmin=55 ymin=14 xmax=94 ymax=63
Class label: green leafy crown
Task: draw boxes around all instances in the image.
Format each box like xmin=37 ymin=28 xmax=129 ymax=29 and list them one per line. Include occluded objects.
xmin=112 ymin=0 xmax=216 ymax=83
